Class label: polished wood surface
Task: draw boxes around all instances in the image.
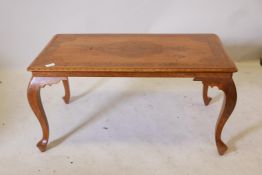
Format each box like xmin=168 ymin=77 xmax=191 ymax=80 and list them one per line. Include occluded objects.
xmin=27 ymin=34 xmax=237 ymax=155
xmin=28 ymin=34 xmax=237 ymax=75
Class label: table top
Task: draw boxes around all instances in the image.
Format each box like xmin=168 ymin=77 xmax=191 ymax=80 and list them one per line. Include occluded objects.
xmin=28 ymin=34 xmax=237 ymax=73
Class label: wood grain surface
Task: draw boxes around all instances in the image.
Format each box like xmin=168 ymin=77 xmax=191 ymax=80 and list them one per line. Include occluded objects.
xmin=28 ymin=34 xmax=237 ymax=73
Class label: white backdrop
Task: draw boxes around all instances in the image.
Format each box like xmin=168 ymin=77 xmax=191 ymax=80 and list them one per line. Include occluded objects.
xmin=0 ymin=0 xmax=262 ymax=68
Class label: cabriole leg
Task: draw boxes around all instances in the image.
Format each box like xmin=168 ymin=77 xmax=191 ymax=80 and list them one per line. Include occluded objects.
xmin=27 ymin=77 xmax=68 ymax=152
xmin=62 ymin=77 xmax=70 ymax=104
xmin=215 ymin=79 xmax=237 ymax=155
xmin=203 ymin=83 xmax=212 ymax=106
xmin=194 ymin=77 xmax=237 ymax=155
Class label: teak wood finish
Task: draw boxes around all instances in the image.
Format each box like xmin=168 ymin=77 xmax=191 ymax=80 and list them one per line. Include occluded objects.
xmin=27 ymin=34 xmax=237 ymax=155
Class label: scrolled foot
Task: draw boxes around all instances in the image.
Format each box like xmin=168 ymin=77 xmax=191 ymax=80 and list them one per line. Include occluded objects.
xmin=37 ymin=139 xmax=48 ymax=152
xmin=63 ymin=96 xmax=70 ymax=104
xmin=204 ymin=96 xmax=212 ymax=106
xmin=216 ymin=140 xmax=228 ymax=155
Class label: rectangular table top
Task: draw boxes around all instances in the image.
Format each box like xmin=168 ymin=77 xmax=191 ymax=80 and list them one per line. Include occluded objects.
xmin=28 ymin=34 xmax=237 ymax=73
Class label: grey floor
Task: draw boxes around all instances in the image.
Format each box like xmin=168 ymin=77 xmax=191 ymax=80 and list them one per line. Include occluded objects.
xmin=0 ymin=60 xmax=262 ymax=175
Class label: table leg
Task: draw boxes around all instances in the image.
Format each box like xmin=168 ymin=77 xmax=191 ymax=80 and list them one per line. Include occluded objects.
xmin=27 ymin=77 xmax=70 ymax=152
xmin=215 ymin=78 xmax=237 ymax=155
xmin=62 ymin=78 xmax=70 ymax=104
xmin=194 ymin=77 xmax=237 ymax=155
xmin=202 ymin=83 xmax=212 ymax=106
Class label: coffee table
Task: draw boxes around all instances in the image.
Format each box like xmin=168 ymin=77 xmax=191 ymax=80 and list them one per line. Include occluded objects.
xmin=27 ymin=34 xmax=237 ymax=155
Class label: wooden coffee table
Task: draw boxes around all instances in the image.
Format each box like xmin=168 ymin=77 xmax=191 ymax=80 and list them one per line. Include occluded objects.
xmin=27 ymin=34 xmax=237 ymax=155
